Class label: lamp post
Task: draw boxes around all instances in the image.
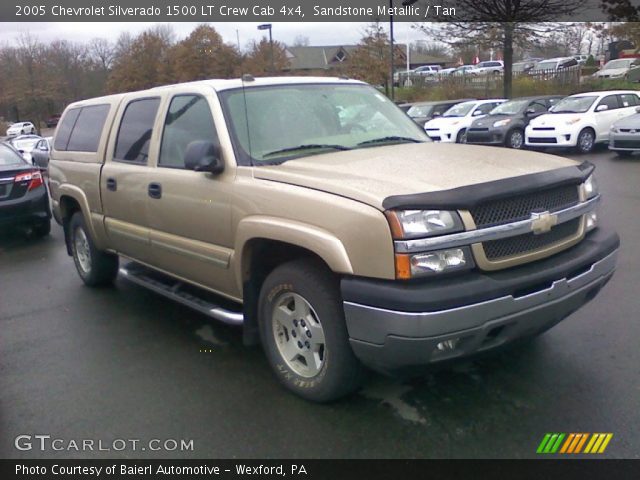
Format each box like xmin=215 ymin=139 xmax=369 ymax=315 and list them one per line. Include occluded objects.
xmin=257 ymin=23 xmax=274 ymax=74
xmin=390 ymin=0 xmax=420 ymax=101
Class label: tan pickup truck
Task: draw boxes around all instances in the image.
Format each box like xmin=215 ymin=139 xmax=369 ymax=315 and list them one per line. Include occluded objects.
xmin=49 ymin=77 xmax=619 ymax=402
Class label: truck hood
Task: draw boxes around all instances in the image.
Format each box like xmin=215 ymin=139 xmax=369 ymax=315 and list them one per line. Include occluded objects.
xmin=253 ymin=143 xmax=577 ymax=210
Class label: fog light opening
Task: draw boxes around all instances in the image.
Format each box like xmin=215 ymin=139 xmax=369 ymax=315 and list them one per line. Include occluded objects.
xmin=436 ymin=338 xmax=460 ymax=352
xmin=586 ymin=211 xmax=598 ymax=232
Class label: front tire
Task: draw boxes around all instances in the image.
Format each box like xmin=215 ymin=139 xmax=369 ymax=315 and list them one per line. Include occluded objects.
xmin=258 ymin=259 xmax=364 ymax=402
xmin=456 ymin=129 xmax=467 ymax=143
xmin=576 ymin=128 xmax=595 ymax=154
xmin=506 ymin=129 xmax=524 ymax=149
xmin=69 ymin=212 xmax=119 ymax=286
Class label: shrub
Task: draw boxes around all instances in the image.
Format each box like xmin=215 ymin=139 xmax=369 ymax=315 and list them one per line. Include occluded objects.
xmin=585 ymin=55 xmax=597 ymax=67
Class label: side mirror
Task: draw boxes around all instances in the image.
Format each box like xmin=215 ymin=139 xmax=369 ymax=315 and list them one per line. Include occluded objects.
xmin=472 ymin=110 xmax=482 ymax=116
xmin=433 ymin=112 xmax=441 ymax=117
xmin=596 ymin=104 xmax=608 ymax=112
xmin=525 ymin=108 xmax=536 ymax=116
xmin=184 ymin=140 xmax=224 ymax=174
xmin=635 ymin=106 xmax=640 ymax=113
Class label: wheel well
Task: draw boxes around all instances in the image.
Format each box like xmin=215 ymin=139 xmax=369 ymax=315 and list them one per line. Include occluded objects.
xmin=59 ymin=196 xmax=81 ymax=255
xmin=240 ymin=239 xmax=332 ymax=346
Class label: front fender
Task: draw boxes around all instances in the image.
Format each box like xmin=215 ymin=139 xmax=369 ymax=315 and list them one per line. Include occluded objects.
xmin=233 ymin=216 xmax=353 ymax=293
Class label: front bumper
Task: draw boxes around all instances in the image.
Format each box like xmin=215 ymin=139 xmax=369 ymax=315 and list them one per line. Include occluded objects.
xmin=466 ymin=127 xmax=506 ymax=145
xmin=341 ymin=228 xmax=619 ymax=372
xmin=0 ymin=186 xmax=51 ymax=228
xmin=525 ymin=127 xmax=577 ymax=147
xmin=424 ymin=128 xmax=457 ymax=143
xmin=609 ymin=133 xmax=640 ymax=151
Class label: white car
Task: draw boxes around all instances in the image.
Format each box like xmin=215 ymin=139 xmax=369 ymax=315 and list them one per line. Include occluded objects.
xmin=424 ymin=99 xmax=506 ymax=143
xmin=525 ymin=90 xmax=640 ymax=153
xmin=469 ymin=61 xmax=504 ymax=75
xmin=9 ymin=134 xmax=43 ymax=164
xmin=6 ymin=122 xmax=36 ymax=136
xmin=593 ymin=58 xmax=639 ymax=79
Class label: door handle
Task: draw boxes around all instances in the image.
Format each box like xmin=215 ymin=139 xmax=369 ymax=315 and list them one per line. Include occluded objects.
xmin=106 ymin=177 xmax=117 ymax=191
xmin=148 ymin=182 xmax=162 ymax=199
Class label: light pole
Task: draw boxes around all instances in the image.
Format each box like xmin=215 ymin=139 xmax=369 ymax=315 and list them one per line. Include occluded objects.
xmin=390 ymin=0 xmax=419 ymax=101
xmin=257 ymin=23 xmax=274 ymax=74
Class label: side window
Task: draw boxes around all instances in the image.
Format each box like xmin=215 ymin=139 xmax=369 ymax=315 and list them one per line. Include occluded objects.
xmin=529 ymin=101 xmax=548 ymax=113
xmin=114 ymin=98 xmax=160 ymax=164
xmin=619 ymin=94 xmax=638 ymax=107
xmin=597 ymin=95 xmax=620 ymax=111
xmin=475 ymin=103 xmax=497 ymax=115
xmin=66 ymin=105 xmax=110 ymax=152
xmin=53 ymin=108 xmax=81 ymax=151
xmin=433 ymin=104 xmax=450 ymax=116
xmin=159 ymin=95 xmax=219 ymax=169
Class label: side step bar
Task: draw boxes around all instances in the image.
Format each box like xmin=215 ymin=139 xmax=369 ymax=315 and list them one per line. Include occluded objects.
xmin=119 ymin=263 xmax=244 ymax=326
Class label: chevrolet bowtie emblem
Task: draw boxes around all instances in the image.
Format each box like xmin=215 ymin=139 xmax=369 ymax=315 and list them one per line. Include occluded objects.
xmin=530 ymin=211 xmax=558 ymax=235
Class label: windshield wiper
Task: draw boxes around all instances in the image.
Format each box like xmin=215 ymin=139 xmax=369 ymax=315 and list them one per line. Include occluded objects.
xmin=357 ymin=136 xmax=423 ymax=147
xmin=262 ymin=144 xmax=351 ymax=158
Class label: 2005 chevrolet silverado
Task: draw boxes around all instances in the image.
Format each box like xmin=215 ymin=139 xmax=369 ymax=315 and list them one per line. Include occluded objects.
xmin=49 ymin=77 xmax=619 ymax=402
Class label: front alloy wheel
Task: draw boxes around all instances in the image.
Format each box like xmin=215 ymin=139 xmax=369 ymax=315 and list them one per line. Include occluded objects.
xmin=577 ymin=129 xmax=595 ymax=154
xmin=507 ymin=129 xmax=524 ymax=149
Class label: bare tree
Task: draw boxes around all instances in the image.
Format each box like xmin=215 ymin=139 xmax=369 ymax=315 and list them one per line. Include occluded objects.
xmin=415 ymin=1 xmax=583 ymax=98
xmin=88 ymin=38 xmax=114 ymax=72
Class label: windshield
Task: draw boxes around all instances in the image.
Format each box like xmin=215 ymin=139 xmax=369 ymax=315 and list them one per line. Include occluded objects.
xmin=407 ymin=105 xmax=434 ymax=117
xmin=12 ymin=138 xmax=39 ymax=150
xmin=219 ymin=84 xmax=429 ymax=164
xmin=549 ymin=96 xmax=597 ymax=114
xmin=0 ymin=144 xmax=27 ymax=166
xmin=443 ymin=102 xmax=475 ymax=117
xmin=603 ymin=59 xmax=635 ymax=70
xmin=490 ymin=100 xmax=529 ymax=115
xmin=534 ymin=60 xmax=558 ymax=71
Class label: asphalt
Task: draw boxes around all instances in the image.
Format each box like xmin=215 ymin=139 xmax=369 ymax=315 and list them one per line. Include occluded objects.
xmin=1 ymin=147 xmax=639 ymax=459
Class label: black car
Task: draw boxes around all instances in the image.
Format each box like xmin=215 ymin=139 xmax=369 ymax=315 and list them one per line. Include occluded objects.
xmin=465 ymin=95 xmax=564 ymax=149
xmin=0 ymin=142 xmax=51 ymax=236
xmin=406 ymin=99 xmax=475 ymax=127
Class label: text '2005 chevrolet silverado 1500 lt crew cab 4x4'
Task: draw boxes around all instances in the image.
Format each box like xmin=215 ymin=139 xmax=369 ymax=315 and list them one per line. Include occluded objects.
xmin=48 ymin=77 xmax=619 ymax=402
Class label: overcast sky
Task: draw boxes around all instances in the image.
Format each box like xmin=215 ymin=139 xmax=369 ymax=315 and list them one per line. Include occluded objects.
xmin=0 ymin=22 xmax=428 ymax=49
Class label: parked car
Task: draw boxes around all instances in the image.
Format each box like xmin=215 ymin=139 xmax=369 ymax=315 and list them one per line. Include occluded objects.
xmin=512 ymin=60 xmax=539 ymax=75
xmin=6 ymin=122 xmax=36 ymax=137
xmin=9 ymin=134 xmax=43 ymax=164
xmin=45 ymin=114 xmax=62 ymax=128
xmin=593 ymin=58 xmax=640 ymax=79
xmin=437 ymin=67 xmax=457 ymax=76
xmin=469 ymin=61 xmax=504 ymax=75
xmin=424 ymin=99 xmax=507 ymax=143
xmin=413 ymin=65 xmax=442 ymax=76
xmin=466 ymin=96 xmax=564 ymax=149
xmin=531 ymin=57 xmax=578 ymax=76
xmin=525 ymin=90 xmax=640 ymax=153
xmin=451 ymin=65 xmax=477 ymax=76
xmin=31 ymin=137 xmax=52 ymax=170
xmin=406 ymin=99 xmax=475 ymax=126
xmin=0 ymin=142 xmax=51 ymax=236
xmin=608 ymin=110 xmax=640 ymax=157
xmin=49 ymin=77 xmax=617 ymax=402
xmin=573 ymin=54 xmax=589 ymax=65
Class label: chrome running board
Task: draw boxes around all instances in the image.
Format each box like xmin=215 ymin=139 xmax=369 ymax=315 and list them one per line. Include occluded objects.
xmin=118 ymin=263 xmax=244 ymax=326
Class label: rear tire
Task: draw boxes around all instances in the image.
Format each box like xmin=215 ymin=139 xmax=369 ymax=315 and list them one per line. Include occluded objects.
xmin=258 ymin=259 xmax=364 ymax=402
xmin=69 ymin=212 xmax=119 ymax=286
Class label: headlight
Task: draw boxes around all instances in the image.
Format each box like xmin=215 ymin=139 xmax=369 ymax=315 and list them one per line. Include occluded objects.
xmin=583 ymin=174 xmax=598 ymax=199
xmin=565 ymin=118 xmax=581 ymax=125
xmin=385 ymin=210 xmax=464 ymax=240
xmin=610 ymin=125 xmax=619 ymax=134
xmin=493 ymin=119 xmax=512 ymax=128
xmin=395 ymin=247 xmax=474 ymax=279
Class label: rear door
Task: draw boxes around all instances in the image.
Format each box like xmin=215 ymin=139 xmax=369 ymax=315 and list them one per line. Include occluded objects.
xmin=144 ymin=88 xmax=236 ymax=296
xmin=617 ymin=93 xmax=640 ymax=120
xmin=101 ymin=95 xmax=162 ymax=262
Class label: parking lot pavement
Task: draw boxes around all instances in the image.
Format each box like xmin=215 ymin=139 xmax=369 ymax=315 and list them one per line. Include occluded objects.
xmin=1 ymin=147 xmax=639 ymax=459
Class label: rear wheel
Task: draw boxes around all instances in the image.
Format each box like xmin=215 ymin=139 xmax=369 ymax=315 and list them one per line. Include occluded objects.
xmin=258 ymin=259 xmax=364 ymax=402
xmin=69 ymin=212 xmax=119 ymax=286
xmin=576 ymin=128 xmax=595 ymax=154
xmin=506 ymin=129 xmax=524 ymax=149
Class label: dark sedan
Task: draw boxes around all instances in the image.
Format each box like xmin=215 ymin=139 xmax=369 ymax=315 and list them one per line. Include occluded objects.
xmin=406 ymin=99 xmax=475 ymax=127
xmin=0 ymin=143 xmax=51 ymax=236
xmin=465 ymin=95 xmax=564 ymax=149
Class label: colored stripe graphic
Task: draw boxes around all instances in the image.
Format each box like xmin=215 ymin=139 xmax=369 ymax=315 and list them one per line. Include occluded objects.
xmin=538 ymin=433 xmax=613 ymax=454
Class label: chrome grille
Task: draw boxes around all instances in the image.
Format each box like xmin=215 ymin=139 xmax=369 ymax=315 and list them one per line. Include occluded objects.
xmin=483 ymin=218 xmax=581 ymax=260
xmin=469 ymin=185 xmax=580 ymax=228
